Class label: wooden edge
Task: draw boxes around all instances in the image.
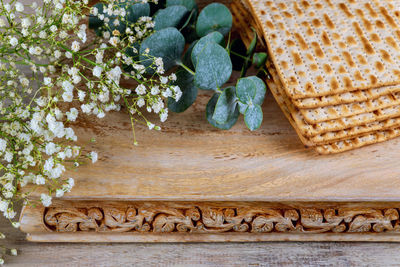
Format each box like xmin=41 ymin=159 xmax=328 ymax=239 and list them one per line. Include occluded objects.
xmin=19 ymin=200 xmax=400 ymax=242
xmin=26 ymin=232 xmax=400 ymax=243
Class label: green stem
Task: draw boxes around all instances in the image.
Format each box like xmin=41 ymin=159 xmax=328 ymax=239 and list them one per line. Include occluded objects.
xmin=178 ymin=62 xmax=195 ymax=76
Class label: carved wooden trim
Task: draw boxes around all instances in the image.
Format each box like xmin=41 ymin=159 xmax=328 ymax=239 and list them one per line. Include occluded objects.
xmin=43 ymin=203 xmax=400 ymax=234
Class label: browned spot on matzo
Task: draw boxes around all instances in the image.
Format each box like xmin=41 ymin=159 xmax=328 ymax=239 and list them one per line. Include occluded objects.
xmin=376 ymin=20 xmax=385 ymax=29
xmin=283 ymin=11 xmax=292 ymax=18
xmin=331 ymin=78 xmax=339 ymax=90
xmin=375 ymin=61 xmax=385 ymax=72
xmin=365 ymin=3 xmax=378 ymax=18
xmin=380 ymin=49 xmax=393 ymax=63
xmin=370 ymin=75 xmax=378 ymax=85
xmin=311 ymin=42 xmax=325 ymax=58
xmin=370 ymin=33 xmax=381 ymax=42
xmin=301 ymin=0 xmax=311 ymax=9
xmin=339 ymin=3 xmax=354 ymax=18
xmin=380 ymin=6 xmax=397 ymax=28
xmin=266 ymin=21 xmax=275 ymax=30
xmin=353 ymin=22 xmax=375 ymax=55
xmin=286 ymin=40 xmax=295 ymax=47
xmin=293 ymin=2 xmax=303 ymax=16
xmin=338 ymin=65 xmax=347 ymax=74
xmin=321 ymin=31 xmax=332 ymax=46
xmin=294 ymin=32 xmax=308 ymax=50
xmin=332 ymin=33 xmax=340 ymax=40
xmin=323 ymin=64 xmax=333 ymax=74
xmin=312 ymin=18 xmax=322 ymax=28
xmin=386 ymin=36 xmax=399 ymax=50
xmin=354 ymin=71 xmax=364 ymax=81
xmin=346 ymin=36 xmax=357 ymax=46
xmin=343 ymin=52 xmax=356 ymax=68
xmin=357 ymin=54 xmax=368 ymax=65
xmin=323 ymin=14 xmax=335 ymax=30
xmin=292 ymin=51 xmax=303 ymax=65
xmin=310 ymin=64 xmax=318 ymax=71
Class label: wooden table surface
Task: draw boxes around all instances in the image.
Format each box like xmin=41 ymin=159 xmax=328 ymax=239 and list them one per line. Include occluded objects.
xmin=3 ymin=215 xmax=400 ymax=267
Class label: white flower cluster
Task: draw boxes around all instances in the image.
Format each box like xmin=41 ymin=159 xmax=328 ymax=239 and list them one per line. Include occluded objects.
xmin=0 ymin=0 xmax=179 ymax=262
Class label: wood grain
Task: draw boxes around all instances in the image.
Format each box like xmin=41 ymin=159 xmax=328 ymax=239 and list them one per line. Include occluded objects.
xmin=3 ymin=215 xmax=400 ymax=267
xmin=22 ymin=89 xmax=400 ymax=202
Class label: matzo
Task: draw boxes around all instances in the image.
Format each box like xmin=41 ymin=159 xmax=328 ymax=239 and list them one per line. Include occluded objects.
xmin=316 ymin=127 xmax=400 ymax=154
xmin=236 ymin=1 xmax=400 ymax=110
xmin=267 ymin=61 xmax=400 ymax=138
xmin=267 ymin=63 xmax=400 ymax=151
xmin=246 ymin=0 xmax=400 ymax=99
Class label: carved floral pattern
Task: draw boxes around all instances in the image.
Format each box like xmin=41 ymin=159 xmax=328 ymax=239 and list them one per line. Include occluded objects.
xmin=43 ymin=204 xmax=400 ymax=234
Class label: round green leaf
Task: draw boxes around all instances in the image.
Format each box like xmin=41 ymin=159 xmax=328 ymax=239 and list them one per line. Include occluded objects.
xmin=89 ymin=3 xmax=104 ymax=30
xmin=194 ymin=42 xmax=232 ymax=90
xmin=154 ymin=5 xmax=189 ymax=30
xmin=246 ymin=28 xmax=257 ymax=55
xmin=140 ymin=27 xmax=185 ymax=73
xmin=253 ymin=52 xmax=268 ymax=69
xmin=244 ymin=104 xmax=263 ymax=131
xmin=238 ymin=102 xmax=248 ymax=115
xmin=191 ymin=31 xmax=224 ymax=68
xmin=212 ymin=86 xmax=238 ymax=124
xmin=166 ymin=0 xmax=197 ymax=11
xmin=127 ymin=2 xmax=150 ymax=24
xmin=196 ymin=3 xmax=232 ymax=37
xmin=236 ymin=77 xmax=256 ymax=103
xmin=206 ymin=93 xmax=239 ymax=130
xmin=247 ymin=76 xmax=266 ymax=106
xmin=236 ymin=76 xmax=266 ymax=106
xmin=168 ymin=68 xmax=198 ymax=113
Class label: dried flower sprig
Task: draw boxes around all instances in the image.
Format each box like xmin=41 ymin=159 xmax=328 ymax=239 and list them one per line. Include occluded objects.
xmin=0 ymin=0 xmax=180 ymax=262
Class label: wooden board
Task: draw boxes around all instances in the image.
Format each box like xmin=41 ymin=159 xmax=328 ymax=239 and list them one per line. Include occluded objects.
xmin=23 ymin=90 xmax=400 ymax=202
xmin=19 ymin=90 xmax=400 ymax=242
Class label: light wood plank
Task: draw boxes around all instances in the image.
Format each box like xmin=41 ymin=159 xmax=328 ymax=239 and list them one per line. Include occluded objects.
xmin=23 ymin=90 xmax=400 ymax=202
xmin=3 ymin=215 xmax=400 ymax=267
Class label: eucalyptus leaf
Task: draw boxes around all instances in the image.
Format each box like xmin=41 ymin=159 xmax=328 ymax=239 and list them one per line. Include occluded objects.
xmin=244 ymin=104 xmax=263 ymax=131
xmin=236 ymin=76 xmax=266 ymax=105
xmin=140 ymin=27 xmax=185 ymax=73
xmin=247 ymin=76 xmax=266 ymax=105
xmin=166 ymin=0 xmax=197 ymax=11
xmin=154 ymin=5 xmax=189 ymax=30
xmin=194 ymin=42 xmax=232 ymax=90
xmin=247 ymin=28 xmax=257 ymax=55
xmin=236 ymin=77 xmax=256 ymax=104
xmin=191 ymin=31 xmax=224 ymax=68
xmin=212 ymin=86 xmax=237 ymax=124
xmin=196 ymin=3 xmax=232 ymax=37
xmin=206 ymin=93 xmax=239 ymax=130
xmin=238 ymin=102 xmax=248 ymax=115
xmin=127 ymin=2 xmax=150 ymax=24
xmin=168 ymin=68 xmax=198 ymax=113
xmin=253 ymin=52 xmax=268 ymax=69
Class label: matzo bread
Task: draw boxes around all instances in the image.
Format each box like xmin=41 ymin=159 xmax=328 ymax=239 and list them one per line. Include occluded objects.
xmin=236 ymin=0 xmax=400 ymax=110
xmin=267 ymin=62 xmax=400 ymax=151
xmin=246 ymin=0 xmax=400 ymax=99
xmin=267 ymin=61 xmax=400 ymax=138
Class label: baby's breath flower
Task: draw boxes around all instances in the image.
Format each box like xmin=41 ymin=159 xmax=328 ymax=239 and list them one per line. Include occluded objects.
xmin=40 ymin=194 xmax=52 ymax=207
